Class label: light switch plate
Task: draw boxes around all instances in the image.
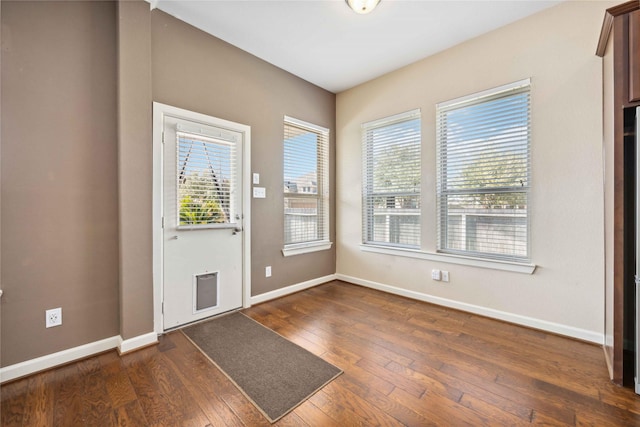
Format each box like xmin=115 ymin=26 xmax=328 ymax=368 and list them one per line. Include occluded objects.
xmin=253 ymin=173 xmax=260 ymax=184
xmin=253 ymin=187 xmax=266 ymax=198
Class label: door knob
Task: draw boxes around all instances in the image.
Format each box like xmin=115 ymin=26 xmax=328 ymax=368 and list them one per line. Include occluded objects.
xmin=171 ymin=235 xmax=179 ymax=240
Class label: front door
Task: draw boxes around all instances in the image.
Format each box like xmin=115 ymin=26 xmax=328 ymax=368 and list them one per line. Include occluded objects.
xmin=160 ymin=108 xmax=245 ymax=329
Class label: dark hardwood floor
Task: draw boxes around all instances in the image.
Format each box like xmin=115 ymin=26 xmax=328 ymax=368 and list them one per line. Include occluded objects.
xmin=3 ymin=280 xmax=640 ymax=426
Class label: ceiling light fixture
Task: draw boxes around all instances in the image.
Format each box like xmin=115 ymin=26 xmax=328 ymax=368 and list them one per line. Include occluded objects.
xmin=345 ymin=0 xmax=381 ymax=15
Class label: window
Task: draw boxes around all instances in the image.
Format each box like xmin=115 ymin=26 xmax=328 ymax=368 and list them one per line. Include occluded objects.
xmin=283 ymin=116 xmax=330 ymax=254
xmin=362 ymin=109 xmax=421 ymax=248
xmin=177 ymin=130 xmax=236 ymax=228
xmin=436 ymin=79 xmax=531 ymax=262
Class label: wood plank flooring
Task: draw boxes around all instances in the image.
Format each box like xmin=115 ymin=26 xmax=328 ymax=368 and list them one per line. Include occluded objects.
xmin=3 ymin=280 xmax=640 ymax=426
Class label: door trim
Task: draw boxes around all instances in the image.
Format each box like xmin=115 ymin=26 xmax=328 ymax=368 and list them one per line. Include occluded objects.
xmin=152 ymin=102 xmax=252 ymax=334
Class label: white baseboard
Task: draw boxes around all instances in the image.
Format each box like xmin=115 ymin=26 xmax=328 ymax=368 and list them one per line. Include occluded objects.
xmin=0 ymin=336 xmax=121 ymax=383
xmin=250 ymin=274 xmax=336 ymax=305
xmin=119 ymin=332 xmax=158 ymax=354
xmin=1 ymin=272 xmax=602 ymax=383
xmin=1 ymin=331 xmax=159 ymax=383
xmin=335 ymin=273 xmax=604 ymax=344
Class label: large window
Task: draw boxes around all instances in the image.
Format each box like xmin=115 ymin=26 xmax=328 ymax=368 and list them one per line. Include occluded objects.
xmin=362 ymin=109 xmax=421 ymax=248
xmin=436 ymin=79 xmax=531 ymax=262
xmin=283 ymin=116 xmax=330 ymax=252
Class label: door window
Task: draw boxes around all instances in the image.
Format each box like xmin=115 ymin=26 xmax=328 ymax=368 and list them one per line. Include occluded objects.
xmin=177 ymin=131 xmax=237 ymax=228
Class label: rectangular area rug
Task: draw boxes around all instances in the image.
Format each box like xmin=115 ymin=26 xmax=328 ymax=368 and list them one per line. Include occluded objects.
xmin=181 ymin=311 xmax=342 ymax=423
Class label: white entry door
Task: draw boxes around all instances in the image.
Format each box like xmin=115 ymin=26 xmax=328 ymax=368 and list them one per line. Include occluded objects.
xmin=160 ymin=109 xmax=246 ymax=330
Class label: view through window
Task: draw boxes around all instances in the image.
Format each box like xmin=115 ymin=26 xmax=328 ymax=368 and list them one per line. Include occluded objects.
xmin=436 ymin=79 xmax=531 ymax=262
xmin=177 ymin=132 xmax=235 ymax=227
xmin=362 ymin=110 xmax=421 ymax=248
xmin=283 ymin=117 xmax=329 ymax=247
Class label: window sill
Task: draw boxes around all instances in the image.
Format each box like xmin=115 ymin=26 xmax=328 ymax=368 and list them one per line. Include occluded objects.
xmin=360 ymin=244 xmax=536 ymax=274
xmin=283 ymin=241 xmax=333 ymax=257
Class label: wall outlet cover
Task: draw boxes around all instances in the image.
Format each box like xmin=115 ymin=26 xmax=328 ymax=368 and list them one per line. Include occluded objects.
xmin=253 ymin=187 xmax=266 ymax=198
xmin=46 ymin=307 xmax=62 ymax=328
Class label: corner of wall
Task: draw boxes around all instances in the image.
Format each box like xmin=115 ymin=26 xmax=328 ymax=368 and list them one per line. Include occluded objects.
xmin=117 ymin=0 xmax=155 ymax=340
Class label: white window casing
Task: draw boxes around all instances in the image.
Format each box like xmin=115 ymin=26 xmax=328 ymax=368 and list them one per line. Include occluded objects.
xmin=283 ymin=116 xmax=331 ymax=256
xmin=436 ymin=79 xmax=531 ymax=263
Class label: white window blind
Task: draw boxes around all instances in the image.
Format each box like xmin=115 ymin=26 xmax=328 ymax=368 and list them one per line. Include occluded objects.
xmin=177 ymin=131 xmax=236 ymax=227
xmin=362 ymin=109 xmax=421 ymax=248
xmin=436 ymin=79 xmax=531 ymax=262
xmin=283 ymin=116 xmax=329 ymax=246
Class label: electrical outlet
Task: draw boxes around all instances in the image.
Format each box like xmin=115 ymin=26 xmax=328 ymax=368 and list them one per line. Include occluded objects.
xmin=441 ymin=271 xmax=450 ymax=282
xmin=46 ymin=307 xmax=62 ymax=328
xmin=265 ymin=266 xmax=272 ymax=277
xmin=253 ymin=187 xmax=266 ymax=198
xmin=431 ymin=269 xmax=441 ymax=281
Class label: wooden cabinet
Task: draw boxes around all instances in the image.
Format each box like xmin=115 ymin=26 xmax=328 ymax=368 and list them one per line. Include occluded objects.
xmin=598 ymin=0 xmax=640 ymax=387
xmin=630 ymin=10 xmax=640 ymax=102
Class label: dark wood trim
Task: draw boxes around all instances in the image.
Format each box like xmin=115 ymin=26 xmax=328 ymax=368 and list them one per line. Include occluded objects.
xmin=598 ymin=10 xmax=616 ymax=56
xmin=630 ymin=10 xmax=640 ymax=102
xmin=610 ymin=0 xmax=640 ymax=16
xmin=604 ymin=345 xmax=614 ymax=379
xmin=612 ymin=13 xmax=628 ymax=386
xmin=596 ymin=0 xmax=639 ymax=57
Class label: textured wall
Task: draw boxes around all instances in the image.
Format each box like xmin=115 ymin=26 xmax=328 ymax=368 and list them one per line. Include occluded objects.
xmin=151 ymin=10 xmax=336 ymax=296
xmin=336 ymin=0 xmax=614 ymax=340
xmin=1 ymin=1 xmax=119 ymax=366
xmin=117 ymin=0 xmax=154 ymax=341
xmin=1 ymin=0 xmax=337 ymax=367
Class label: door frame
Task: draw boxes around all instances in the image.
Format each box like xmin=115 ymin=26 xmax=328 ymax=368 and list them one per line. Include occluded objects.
xmin=152 ymin=102 xmax=252 ymax=334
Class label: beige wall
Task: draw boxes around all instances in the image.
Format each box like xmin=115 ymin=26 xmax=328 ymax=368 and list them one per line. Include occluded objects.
xmin=150 ymin=10 xmax=336 ymax=296
xmin=336 ymin=1 xmax=614 ymax=339
xmin=1 ymin=1 xmax=119 ymax=365
xmin=117 ymin=0 xmax=154 ymax=340
xmin=0 ymin=0 xmax=614 ymax=368
xmin=1 ymin=1 xmax=336 ymax=367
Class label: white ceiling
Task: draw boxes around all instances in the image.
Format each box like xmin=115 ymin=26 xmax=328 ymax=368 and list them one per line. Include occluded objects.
xmin=151 ymin=0 xmax=564 ymax=93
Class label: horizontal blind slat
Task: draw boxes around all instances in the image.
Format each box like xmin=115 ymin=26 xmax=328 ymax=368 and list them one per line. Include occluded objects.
xmin=436 ymin=82 xmax=531 ymax=262
xmin=284 ymin=117 xmax=330 ymax=245
xmin=177 ymin=132 xmax=236 ymax=227
xmin=363 ymin=112 xmax=421 ymax=248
